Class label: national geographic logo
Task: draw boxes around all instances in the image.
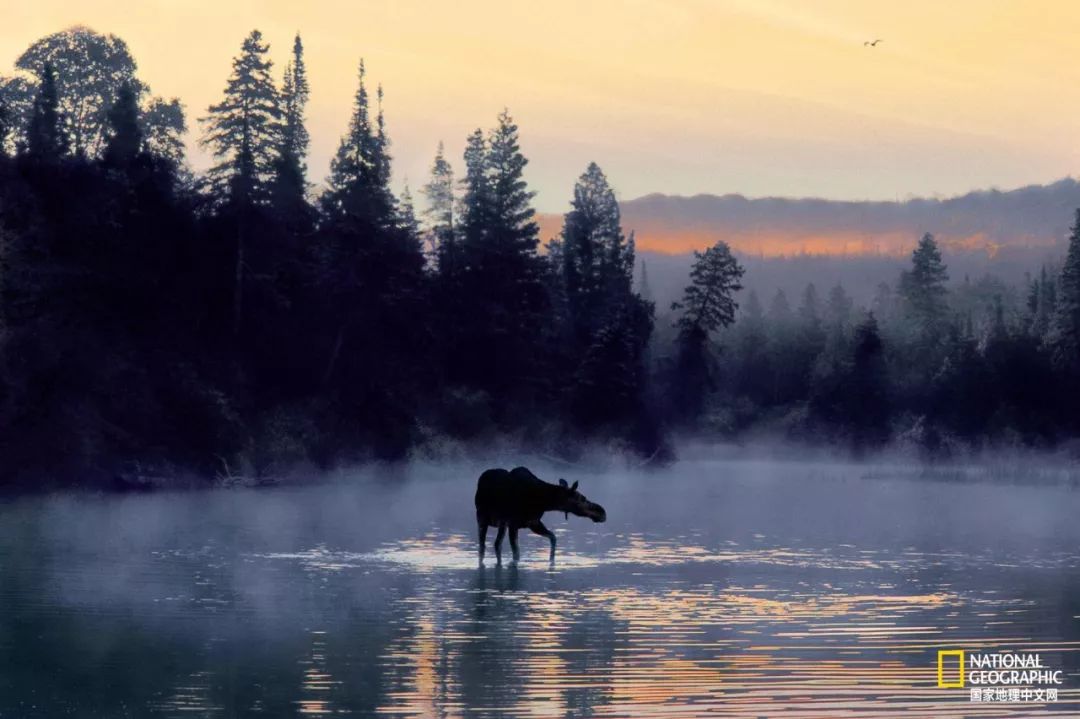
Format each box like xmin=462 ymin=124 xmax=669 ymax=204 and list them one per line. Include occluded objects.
xmin=938 ymin=649 xmax=965 ymax=688
xmin=938 ymin=650 xmax=1063 ymax=703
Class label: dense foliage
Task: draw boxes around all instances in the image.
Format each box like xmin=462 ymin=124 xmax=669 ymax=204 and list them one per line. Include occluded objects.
xmin=0 ymin=27 xmax=1078 ymax=488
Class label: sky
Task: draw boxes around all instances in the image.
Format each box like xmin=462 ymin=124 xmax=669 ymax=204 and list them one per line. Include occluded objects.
xmin=2 ymin=0 xmax=1080 ymax=213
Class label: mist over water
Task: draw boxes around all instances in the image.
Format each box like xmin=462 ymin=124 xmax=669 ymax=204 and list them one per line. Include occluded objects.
xmin=1 ymin=457 xmax=1079 ymax=717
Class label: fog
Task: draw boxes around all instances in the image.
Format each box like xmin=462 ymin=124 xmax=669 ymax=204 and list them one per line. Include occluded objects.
xmin=2 ymin=454 xmax=1079 ymax=716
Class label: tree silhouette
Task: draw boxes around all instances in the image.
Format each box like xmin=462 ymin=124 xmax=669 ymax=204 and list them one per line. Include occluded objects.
xmin=200 ymin=29 xmax=281 ymax=205
xmin=25 ymin=63 xmax=66 ymax=160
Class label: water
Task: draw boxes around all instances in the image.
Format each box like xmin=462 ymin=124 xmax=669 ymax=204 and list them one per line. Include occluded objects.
xmin=1 ymin=458 xmax=1079 ymax=717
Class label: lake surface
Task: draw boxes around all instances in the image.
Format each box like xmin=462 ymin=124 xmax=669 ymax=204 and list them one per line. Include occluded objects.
xmin=1 ymin=458 xmax=1079 ymax=717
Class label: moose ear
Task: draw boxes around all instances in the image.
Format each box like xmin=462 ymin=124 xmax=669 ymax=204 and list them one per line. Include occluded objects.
xmin=571 ymin=480 xmax=579 ymax=491
xmin=558 ymin=478 xmax=568 ymax=488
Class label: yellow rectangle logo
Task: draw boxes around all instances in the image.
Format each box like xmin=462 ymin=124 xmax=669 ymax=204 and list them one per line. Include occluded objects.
xmin=938 ymin=649 xmax=965 ymax=688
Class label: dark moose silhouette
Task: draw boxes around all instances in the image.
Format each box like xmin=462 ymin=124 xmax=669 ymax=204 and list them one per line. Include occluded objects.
xmin=475 ymin=467 xmax=607 ymax=563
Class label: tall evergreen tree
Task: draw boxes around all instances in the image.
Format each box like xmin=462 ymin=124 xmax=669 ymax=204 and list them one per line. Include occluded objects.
xmin=1051 ymin=209 xmax=1080 ymax=375
xmin=1030 ymin=265 xmax=1057 ymax=339
xmin=397 ymin=183 xmax=421 ymax=245
xmin=672 ymin=241 xmax=744 ymax=340
xmin=458 ymin=128 xmax=489 ymax=259
xmin=103 ymin=81 xmax=142 ymax=167
xmin=314 ymin=63 xmax=425 ymax=457
xmin=280 ymin=34 xmax=309 ymax=172
xmin=271 ymin=33 xmax=310 ymax=216
xmin=447 ymin=111 xmax=546 ymax=408
xmin=899 ymin=232 xmax=949 ymax=333
xmin=25 ymin=63 xmax=66 ymax=160
xmin=200 ymin=30 xmax=281 ymax=205
xmin=422 ymin=141 xmax=455 ymax=267
xmin=557 ymin=163 xmax=652 ymax=432
xmin=669 ymin=241 xmax=745 ymax=422
xmin=849 ymin=313 xmax=890 ymax=448
xmin=561 ymin=162 xmax=634 ymax=344
xmin=324 ymin=60 xmax=394 ymax=223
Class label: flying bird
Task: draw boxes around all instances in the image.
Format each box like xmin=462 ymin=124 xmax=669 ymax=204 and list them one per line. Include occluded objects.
xmin=864 ymin=39 xmax=883 ymax=47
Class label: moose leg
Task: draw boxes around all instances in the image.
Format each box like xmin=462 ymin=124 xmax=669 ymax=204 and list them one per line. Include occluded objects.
xmin=528 ymin=520 xmax=557 ymax=562
xmin=509 ymin=527 xmax=520 ymax=563
xmin=477 ymin=521 xmax=488 ymax=563
xmin=494 ymin=524 xmax=507 ymax=564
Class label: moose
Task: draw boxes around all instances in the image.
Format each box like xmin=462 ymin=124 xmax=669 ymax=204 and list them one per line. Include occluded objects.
xmin=475 ymin=466 xmax=607 ymax=563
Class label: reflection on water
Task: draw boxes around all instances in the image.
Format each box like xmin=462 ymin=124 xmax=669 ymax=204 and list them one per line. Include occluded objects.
xmin=1 ymin=459 xmax=1079 ymax=717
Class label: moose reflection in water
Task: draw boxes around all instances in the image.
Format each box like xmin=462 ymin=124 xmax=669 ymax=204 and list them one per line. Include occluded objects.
xmin=475 ymin=466 xmax=607 ymax=563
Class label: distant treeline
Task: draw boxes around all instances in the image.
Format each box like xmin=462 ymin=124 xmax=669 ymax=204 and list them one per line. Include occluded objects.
xmin=1 ymin=28 xmax=1079 ymax=488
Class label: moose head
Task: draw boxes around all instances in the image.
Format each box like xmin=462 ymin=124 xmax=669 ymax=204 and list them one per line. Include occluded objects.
xmin=557 ymin=478 xmax=607 ymax=523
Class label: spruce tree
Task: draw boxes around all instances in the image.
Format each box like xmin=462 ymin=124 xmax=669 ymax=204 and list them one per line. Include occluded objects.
xmin=446 ymin=111 xmax=546 ymax=407
xmin=558 ymin=163 xmax=652 ymax=431
xmin=324 ymin=60 xmax=394 ymax=224
xmin=826 ymin=283 xmax=853 ymax=331
xmin=458 ymin=128 xmax=489 ymax=261
xmin=669 ymin=240 xmax=745 ymax=421
xmin=316 ymin=62 xmax=423 ymax=403
xmin=200 ymin=30 xmax=281 ymax=205
xmin=638 ymin=259 xmax=654 ymax=304
xmin=486 ymin=110 xmax=539 ymax=259
xmin=561 ymin=162 xmax=633 ymax=345
xmin=672 ymin=241 xmax=744 ymax=340
xmin=271 ymin=33 xmax=310 ymax=216
xmin=103 ymin=82 xmax=142 ymax=167
xmin=25 ymin=63 xmax=66 ymax=160
xmin=422 ymin=141 xmax=455 ymax=267
xmin=849 ymin=313 xmax=890 ymax=448
xmin=397 ymin=183 xmax=422 ymax=246
xmin=899 ymin=232 xmax=949 ymax=333
xmin=280 ymin=34 xmax=309 ymax=173
xmin=1051 ymin=209 xmax=1080 ymax=374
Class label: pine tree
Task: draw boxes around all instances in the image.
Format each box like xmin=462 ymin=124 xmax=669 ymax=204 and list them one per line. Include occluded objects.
xmin=486 ymin=110 xmax=539 ymax=260
xmin=1051 ymin=209 xmax=1080 ymax=374
xmin=280 ymin=34 xmax=309 ymax=172
xmin=25 ymin=63 xmax=66 ymax=160
xmin=638 ymin=259 xmax=654 ymax=304
xmin=557 ymin=163 xmax=652 ymax=431
xmin=200 ymin=30 xmax=281 ymax=205
xmin=798 ymin=283 xmax=821 ymax=333
xmin=445 ymin=111 xmax=547 ymax=406
xmin=397 ymin=183 xmax=422 ymax=246
xmin=669 ymin=240 xmax=745 ymax=421
xmin=561 ymin=162 xmax=633 ymax=344
xmin=422 ymin=141 xmax=455 ymax=268
xmin=849 ymin=313 xmax=890 ymax=448
xmin=826 ymin=283 xmax=853 ymax=331
xmin=458 ymin=128 xmax=489 ymax=260
xmin=271 ymin=33 xmax=310 ymax=215
xmin=1031 ymin=265 xmax=1057 ymax=339
xmin=323 ymin=60 xmax=395 ymax=225
xmin=672 ymin=240 xmax=744 ymax=340
xmin=899 ymin=232 xmax=949 ymax=333
xmin=103 ymin=81 xmax=142 ymax=166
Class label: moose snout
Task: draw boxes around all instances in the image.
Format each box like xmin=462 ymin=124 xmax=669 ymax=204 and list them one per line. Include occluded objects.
xmin=590 ymin=504 xmax=607 ymax=523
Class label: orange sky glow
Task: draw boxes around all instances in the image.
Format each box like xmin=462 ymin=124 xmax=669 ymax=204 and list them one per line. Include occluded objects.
xmin=3 ymin=1 xmax=1080 ymax=253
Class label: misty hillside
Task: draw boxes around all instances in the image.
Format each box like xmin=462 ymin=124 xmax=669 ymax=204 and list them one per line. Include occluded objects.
xmin=618 ymin=178 xmax=1080 ymax=256
xmin=582 ymin=179 xmax=1080 ymax=312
